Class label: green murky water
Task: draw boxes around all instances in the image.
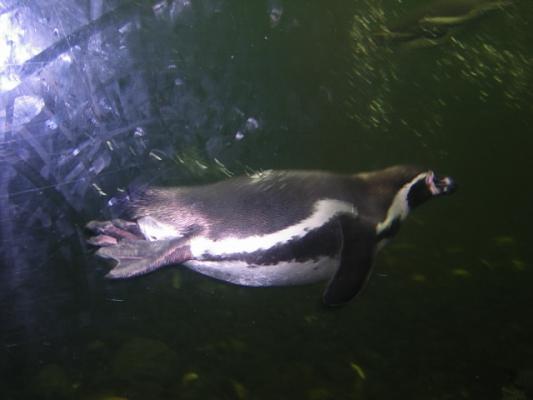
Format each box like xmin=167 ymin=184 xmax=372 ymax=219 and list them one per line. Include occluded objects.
xmin=2 ymin=0 xmax=533 ymax=399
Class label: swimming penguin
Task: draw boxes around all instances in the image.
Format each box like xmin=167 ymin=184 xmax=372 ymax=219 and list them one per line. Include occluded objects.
xmin=86 ymin=165 xmax=456 ymax=306
xmin=374 ymin=0 xmax=511 ymax=48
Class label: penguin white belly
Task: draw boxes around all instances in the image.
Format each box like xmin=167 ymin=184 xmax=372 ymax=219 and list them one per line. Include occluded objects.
xmin=184 ymin=256 xmax=340 ymax=287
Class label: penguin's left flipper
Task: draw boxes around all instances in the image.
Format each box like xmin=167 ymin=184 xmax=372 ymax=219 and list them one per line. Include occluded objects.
xmin=96 ymin=238 xmax=192 ymax=279
xmin=322 ymin=218 xmax=375 ymax=306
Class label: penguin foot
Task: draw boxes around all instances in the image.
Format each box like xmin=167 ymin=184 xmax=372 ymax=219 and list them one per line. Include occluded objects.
xmin=86 ymin=219 xmax=144 ymax=244
xmin=87 ymin=234 xmax=118 ymax=247
xmin=96 ymin=238 xmax=192 ymax=279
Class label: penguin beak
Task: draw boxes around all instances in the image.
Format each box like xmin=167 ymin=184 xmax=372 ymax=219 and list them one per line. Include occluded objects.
xmin=427 ymin=172 xmax=457 ymax=196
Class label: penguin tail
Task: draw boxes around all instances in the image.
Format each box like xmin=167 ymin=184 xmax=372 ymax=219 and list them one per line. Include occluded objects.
xmin=96 ymin=238 xmax=192 ymax=279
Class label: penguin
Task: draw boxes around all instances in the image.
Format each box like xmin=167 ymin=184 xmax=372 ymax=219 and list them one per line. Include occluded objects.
xmin=374 ymin=0 xmax=511 ymax=48
xmin=86 ymin=165 xmax=456 ymax=306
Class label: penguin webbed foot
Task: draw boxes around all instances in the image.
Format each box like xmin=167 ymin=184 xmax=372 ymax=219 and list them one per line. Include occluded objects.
xmin=87 ymin=234 xmax=118 ymax=247
xmin=86 ymin=219 xmax=144 ymax=245
xmin=97 ymin=240 xmax=155 ymax=278
xmin=96 ymin=238 xmax=192 ymax=279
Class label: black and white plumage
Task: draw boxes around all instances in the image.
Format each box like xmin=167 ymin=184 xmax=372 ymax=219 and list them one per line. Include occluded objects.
xmin=86 ymin=165 xmax=456 ymax=306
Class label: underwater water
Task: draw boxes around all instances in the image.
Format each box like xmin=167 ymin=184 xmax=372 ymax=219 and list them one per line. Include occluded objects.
xmin=0 ymin=0 xmax=532 ymax=399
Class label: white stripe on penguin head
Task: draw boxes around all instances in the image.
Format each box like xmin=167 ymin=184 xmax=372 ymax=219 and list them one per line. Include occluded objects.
xmin=376 ymin=172 xmax=430 ymax=235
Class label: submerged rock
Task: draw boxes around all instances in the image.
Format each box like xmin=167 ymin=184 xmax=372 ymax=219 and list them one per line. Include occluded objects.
xmin=515 ymin=369 xmax=533 ymax=396
xmin=112 ymin=337 xmax=178 ymax=383
xmin=30 ymin=364 xmax=74 ymax=399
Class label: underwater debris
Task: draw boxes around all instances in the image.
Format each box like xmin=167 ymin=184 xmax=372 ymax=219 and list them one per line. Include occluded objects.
xmin=182 ymin=371 xmax=200 ymax=385
xmin=511 ymin=258 xmax=526 ymax=271
xmin=493 ymin=235 xmax=515 ymax=246
xmin=451 ymin=268 xmax=471 ymax=277
xmin=304 ymin=314 xmax=319 ymax=324
xmin=501 ymin=385 xmax=527 ymax=400
xmin=412 ymin=273 xmax=427 ymax=282
xmin=350 ymin=362 xmax=367 ymax=380
xmin=232 ymin=380 xmax=248 ymax=400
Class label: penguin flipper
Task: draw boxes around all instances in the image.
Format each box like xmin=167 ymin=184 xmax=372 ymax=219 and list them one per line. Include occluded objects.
xmin=322 ymin=219 xmax=375 ymax=306
xmin=96 ymin=238 xmax=192 ymax=279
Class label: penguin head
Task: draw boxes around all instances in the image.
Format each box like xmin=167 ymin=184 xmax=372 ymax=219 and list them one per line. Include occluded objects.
xmin=358 ymin=164 xmax=456 ymax=216
xmin=370 ymin=165 xmax=456 ymax=239
xmin=405 ymin=169 xmax=457 ymax=209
